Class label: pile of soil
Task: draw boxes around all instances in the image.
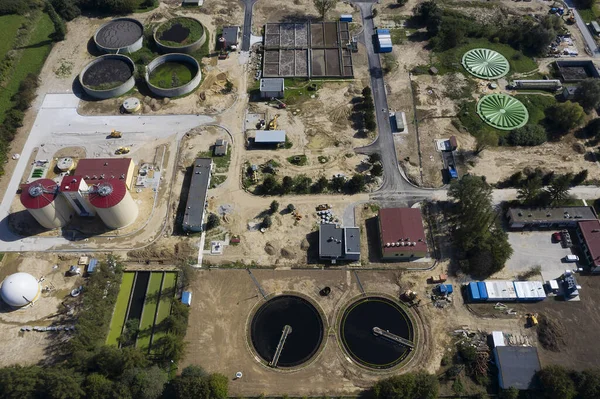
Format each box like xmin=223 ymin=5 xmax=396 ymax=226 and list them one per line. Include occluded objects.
xmin=281 ymin=247 xmax=295 ymax=259
xmin=264 ymin=242 xmax=276 ymax=255
xmin=537 ymin=314 xmax=566 ymax=352
xmin=82 ymin=59 xmax=133 ymax=87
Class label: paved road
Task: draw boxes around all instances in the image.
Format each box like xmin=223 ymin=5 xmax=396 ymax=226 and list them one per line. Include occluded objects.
xmin=0 ymin=93 xmax=214 ymax=252
xmin=353 ymin=1 xmax=414 ymax=198
xmin=240 ymin=0 xmax=258 ymax=51
xmin=564 ymin=0 xmax=599 ymax=56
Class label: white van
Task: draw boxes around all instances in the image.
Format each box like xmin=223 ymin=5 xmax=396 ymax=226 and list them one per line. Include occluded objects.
xmin=564 ymin=255 xmax=579 ymax=262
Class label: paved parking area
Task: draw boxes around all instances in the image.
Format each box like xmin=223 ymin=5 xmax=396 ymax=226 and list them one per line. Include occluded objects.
xmin=506 ymin=231 xmax=575 ymax=281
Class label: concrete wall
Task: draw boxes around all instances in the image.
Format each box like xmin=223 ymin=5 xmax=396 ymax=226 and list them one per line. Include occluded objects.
xmin=79 ymin=54 xmax=136 ymax=100
xmin=145 ymin=53 xmax=202 ymax=97
xmin=94 ymin=18 xmax=144 ymax=54
xmin=154 ymin=17 xmax=207 ymax=54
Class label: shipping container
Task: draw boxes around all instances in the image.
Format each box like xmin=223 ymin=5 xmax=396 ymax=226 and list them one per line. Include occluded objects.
xmin=514 ymin=281 xmax=546 ymax=301
xmin=485 ymin=281 xmax=517 ymax=301
xmin=340 ymin=14 xmax=353 ymax=22
xmin=477 ymin=282 xmax=488 ymax=300
xmin=468 ymin=282 xmax=481 ymax=301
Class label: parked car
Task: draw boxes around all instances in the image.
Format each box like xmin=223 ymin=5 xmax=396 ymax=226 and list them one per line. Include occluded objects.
xmin=552 ymin=232 xmax=562 ymax=242
xmin=564 ymin=254 xmax=579 ymax=262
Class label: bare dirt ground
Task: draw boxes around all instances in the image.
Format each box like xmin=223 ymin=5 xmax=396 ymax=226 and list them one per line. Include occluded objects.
xmin=471 ymin=137 xmax=598 ymax=185
xmin=253 ymin=0 xmax=359 ymax=33
xmin=0 ymin=254 xmax=85 ymax=367
xmin=182 ymin=268 xmax=532 ymax=396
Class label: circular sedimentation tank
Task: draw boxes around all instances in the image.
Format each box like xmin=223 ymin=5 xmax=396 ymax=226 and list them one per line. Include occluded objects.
xmin=339 ymin=296 xmax=414 ymax=369
xmin=79 ymin=54 xmax=136 ymax=100
xmin=477 ymin=94 xmax=529 ymax=130
xmin=94 ymin=18 xmax=144 ymax=54
xmin=145 ymin=53 xmax=201 ymax=97
xmin=461 ymin=48 xmax=510 ymax=80
xmin=154 ymin=17 xmax=207 ymax=54
xmin=249 ymin=295 xmax=325 ymax=369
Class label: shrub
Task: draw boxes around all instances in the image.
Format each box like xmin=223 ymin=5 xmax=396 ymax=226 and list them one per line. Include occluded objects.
xmin=508 ymin=125 xmax=547 ymax=146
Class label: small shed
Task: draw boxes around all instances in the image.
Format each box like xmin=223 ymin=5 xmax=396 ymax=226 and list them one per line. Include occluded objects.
xmin=182 ymin=291 xmax=192 ymax=306
xmin=214 ymin=139 xmax=228 ymax=156
xmin=260 ymin=78 xmax=285 ymax=99
xmin=87 ymin=258 xmax=98 ymax=273
xmin=429 ymin=66 xmax=438 ymax=75
xmin=222 ymin=26 xmax=240 ymax=48
xmin=562 ymin=86 xmax=577 ymax=100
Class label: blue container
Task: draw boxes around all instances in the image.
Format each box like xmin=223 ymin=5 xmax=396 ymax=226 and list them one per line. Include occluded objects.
xmin=449 ymin=166 xmax=458 ymax=179
xmin=87 ymin=258 xmax=98 ymax=273
xmin=181 ymin=291 xmax=192 ymax=306
xmin=340 ymin=14 xmax=353 ymax=22
xmin=377 ymin=29 xmax=390 ymax=35
xmin=477 ymin=282 xmax=488 ymax=300
xmin=445 ymin=284 xmax=454 ymax=294
xmin=468 ymin=282 xmax=480 ymax=301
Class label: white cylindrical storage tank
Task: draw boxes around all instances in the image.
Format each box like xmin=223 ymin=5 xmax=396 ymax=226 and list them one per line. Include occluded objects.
xmin=1 ymin=272 xmax=42 ymax=308
xmin=88 ymin=179 xmax=138 ymax=229
xmin=20 ymin=179 xmax=74 ymax=229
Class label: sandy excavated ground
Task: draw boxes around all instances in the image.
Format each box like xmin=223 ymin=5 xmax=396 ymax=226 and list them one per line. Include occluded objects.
xmin=182 ymin=268 xmax=532 ymax=397
xmin=0 ymin=254 xmax=86 ymax=367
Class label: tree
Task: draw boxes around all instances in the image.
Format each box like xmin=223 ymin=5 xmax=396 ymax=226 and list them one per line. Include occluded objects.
xmin=181 ymin=366 xmax=207 ymax=378
xmin=362 ymin=87 xmax=372 ymax=98
xmin=46 ymin=1 xmax=67 ymax=41
xmin=474 ymin=133 xmax=497 ymax=155
xmin=51 ymin=0 xmax=80 ymax=20
xmin=269 ymin=200 xmax=279 ymax=214
xmin=435 ymin=21 xmax=465 ymax=50
xmin=576 ymin=78 xmax=600 ymax=111
xmin=281 ymin=176 xmax=293 ymax=194
xmin=330 ymin=175 xmax=345 ymax=192
xmin=585 ymin=118 xmax=600 ymax=138
xmin=84 ymin=373 xmax=115 ymax=399
xmin=396 ymin=0 xmax=408 ymax=6
xmin=571 ymin=169 xmax=588 ymax=186
xmin=206 ymin=213 xmax=220 ymax=230
xmin=508 ymin=125 xmax=547 ymax=146
xmin=537 ymin=366 xmax=577 ymax=399
xmin=118 ymin=318 xmax=140 ymax=347
xmin=521 ymin=23 xmax=555 ymax=56
xmin=39 ymin=368 xmax=85 ymax=399
xmin=546 ymin=173 xmax=572 ymax=205
xmin=371 ymin=163 xmax=383 ymax=177
xmin=368 ymin=153 xmax=381 ymax=163
xmin=153 ymin=334 xmax=186 ymax=364
xmin=372 ymin=372 xmax=438 ymax=399
xmin=573 ymin=369 xmax=600 ymax=399
xmin=312 ymin=176 xmax=329 ymax=193
xmin=262 ymin=215 xmax=272 ymax=228
xmin=121 ymin=366 xmax=167 ymax=399
xmin=294 ymin=175 xmax=312 ymax=194
xmin=0 ymin=366 xmax=42 ymax=398
xmin=517 ymin=176 xmax=542 ymax=205
xmin=347 ymin=174 xmax=366 ymax=193
xmin=261 ymin=175 xmax=278 ymax=195
xmin=364 ymin=113 xmax=377 ymax=131
xmin=413 ymin=0 xmax=442 ymax=35
xmin=313 ymin=0 xmax=337 ymax=20
xmin=223 ymin=80 xmax=234 ymax=94
xmin=545 ymin=101 xmax=585 ymax=133
xmin=449 ymin=175 xmax=512 ymax=277
xmin=287 ymin=204 xmax=295 ymax=212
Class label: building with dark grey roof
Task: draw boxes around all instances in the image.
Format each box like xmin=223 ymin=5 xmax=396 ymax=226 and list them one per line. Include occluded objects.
xmin=506 ymin=206 xmax=597 ymax=229
xmin=214 ymin=139 xmax=228 ymax=156
xmin=260 ymin=78 xmax=285 ymax=98
xmin=222 ymin=26 xmax=239 ymax=48
xmin=318 ymin=224 xmax=360 ymax=263
xmin=494 ymin=346 xmax=541 ymax=390
xmin=182 ymin=158 xmax=212 ymax=232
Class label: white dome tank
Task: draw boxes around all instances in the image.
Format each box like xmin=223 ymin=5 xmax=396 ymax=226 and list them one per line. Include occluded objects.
xmin=88 ymin=179 xmax=138 ymax=229
xmin=20 ymin=179 xmax=74 ymax=229
xmin=1 ymin=272 xmax=41 ymax=308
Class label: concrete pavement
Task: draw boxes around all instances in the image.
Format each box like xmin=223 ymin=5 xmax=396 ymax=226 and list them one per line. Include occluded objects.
xmin=240 ymin=0 xmax=258 ymax=52
xmin=0 ymin=93 xmax=214 ymax=252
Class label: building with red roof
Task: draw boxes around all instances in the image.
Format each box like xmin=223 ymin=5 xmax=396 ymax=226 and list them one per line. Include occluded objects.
xmin=577 ymin=220 xmax=600 ymax=272
xmin=75 ymin=158 xmax=135 ymax=189
xmin=378 ymin=208 xmax=428 ymax=260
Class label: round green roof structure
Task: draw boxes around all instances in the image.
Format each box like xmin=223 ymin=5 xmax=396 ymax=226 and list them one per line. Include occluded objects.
xmin=461 ymin=48 xmax=510 ymax=80
xmin=476 ymin=94 xmax=529 ymax=130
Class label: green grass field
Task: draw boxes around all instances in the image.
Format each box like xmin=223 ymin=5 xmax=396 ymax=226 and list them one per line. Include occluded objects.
xmin=0 ymin=15 xmax=25 ymax=60
xmin=0 ymin=12 xmax=54 ymax=125
xmin=151 ymin=272 xmax=177 ymax=349
xmin=149 ymin=62 xmax=195 ymax=89
xmin=514 ymin=94 xmax=556 ymax=125
xmin=433 ymin=38 xmax=538 ymax=76
xmin=106 ymin=272 xmax=135 ymax=346
xmin=136 ymin=272 xmax=163 ymax=350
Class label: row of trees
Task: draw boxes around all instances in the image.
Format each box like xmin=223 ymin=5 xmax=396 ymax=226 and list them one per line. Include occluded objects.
xmin=414 ymin=0 xmax=561 ymax=56
xmin=361 ymin=87 xmax=377 ymax=132
xmin=49 ymin=0 xmax=157 ymax=20
xmin=537 ymin=365 xmax=600 ymax=399
xmin=257 ymin=173 xmax=367 ymax=196
xmin=448 ymin=175 xmax=513 ymax=278
xmin=371 ymin=372 xmax=439 ymax=399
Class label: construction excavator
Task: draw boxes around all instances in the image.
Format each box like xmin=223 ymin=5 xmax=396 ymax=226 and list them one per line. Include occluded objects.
xmin=268 ymin=114 xmax=279 ymax=130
